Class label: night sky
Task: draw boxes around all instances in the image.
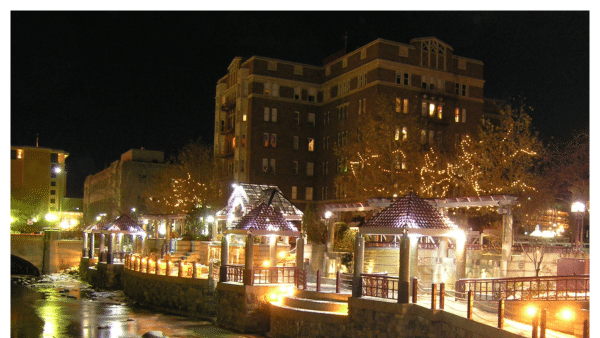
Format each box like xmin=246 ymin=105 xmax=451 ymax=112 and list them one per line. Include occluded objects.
xmin=10 ymin=11 xmax=590 ymax=198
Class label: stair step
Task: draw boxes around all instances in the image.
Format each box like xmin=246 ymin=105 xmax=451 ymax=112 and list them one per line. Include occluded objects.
xmin=281 ymin=296 xmax=348 ymax=313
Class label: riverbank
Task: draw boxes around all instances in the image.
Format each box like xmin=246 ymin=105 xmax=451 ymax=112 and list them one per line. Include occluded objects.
xmin=11 ymin=271 xmax=264 ymax=338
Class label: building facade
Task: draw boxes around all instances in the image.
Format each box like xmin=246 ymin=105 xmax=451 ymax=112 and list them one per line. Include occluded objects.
xmin=11 ymin=145 xmax=69 ymax=229
xmin=214 ymin=37 xmax=485 ymax=207
xmin=83 ymin=149 xmax=167 ymax=225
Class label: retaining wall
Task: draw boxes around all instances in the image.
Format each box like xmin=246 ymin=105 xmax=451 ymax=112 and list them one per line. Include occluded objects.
xmin=122 ymin=269 xmax=216 ymax=318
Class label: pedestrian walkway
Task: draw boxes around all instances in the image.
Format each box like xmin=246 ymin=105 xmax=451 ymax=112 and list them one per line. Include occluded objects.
xmin=303 ymin=282 xmax=576 ymax=338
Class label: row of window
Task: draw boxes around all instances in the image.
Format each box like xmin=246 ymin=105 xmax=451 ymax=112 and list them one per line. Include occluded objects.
xmin=289 ymin=183 xmax=347 ymax=201
xmin=259 ymin=159 xmax=349 ymax=177
xmin=262 ymin=133 xmax=349 ymax=151
xmin=263 ymin=108 xmax=316 ymax=126
xmin=262 ymin=82 xmax=317 ymax=102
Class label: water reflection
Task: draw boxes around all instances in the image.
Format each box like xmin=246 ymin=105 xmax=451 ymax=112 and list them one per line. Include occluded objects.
xmin=11 ymin=276 xmax=262 ymax=338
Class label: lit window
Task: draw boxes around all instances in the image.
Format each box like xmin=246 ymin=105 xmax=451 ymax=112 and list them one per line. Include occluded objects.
xmin=263 ymin=133 xmax=269 ymax=147
xmin=437 ymin=105 xmax=443 ymax=119
xmin=306 ymin=163 xmax=314 ymax=177
xmin=308 ymin=113 xmax=315 ymax=126
xmin=306 ymin=187 xmax=313 ymax=200
xmin=291 ymin=186 xmax=297 ymax=200
xmin=455 ymin=108 xmax=460 ymax=123
xmin=421 ymin=102 xmax=427 ymax=116
xmin=403 ymin=99 xmax=409 ymax=114
xmin=402 ymin=127 xmax=408 ymax=141
xmin=395 ymin=128 xmax=400 ymax=141
xmin=429 ymin=103 xmax=435 ymax=117
xmin=262 ymin=158 xmax=268 ymax=172
xmin=396 ymin=98 xmax=401 ymax=113
xmin=271 ymin=108 xmax=277 ymax=122
xmin=308 ymin=138 xmax=315 ymax=152
xmin=242 ymin=113 xmax=247 ymax=121
xmin=270 ymin=134 xmax=277 ymax=148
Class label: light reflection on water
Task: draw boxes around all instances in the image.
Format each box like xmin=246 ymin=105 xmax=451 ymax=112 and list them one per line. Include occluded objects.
xmin=11 ymin=278 xmax=262 ymax=338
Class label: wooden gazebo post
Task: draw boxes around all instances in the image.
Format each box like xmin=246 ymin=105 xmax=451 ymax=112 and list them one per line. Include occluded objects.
xmin=243 ymin=233 xmax=254 ymax=285
xmin=220 ymin=234 xmax=229 ymax=282
xmin=398 ymin=227 xmax=410 ymax=303
xmin=352 ymin=232 xmax=365 ymax=298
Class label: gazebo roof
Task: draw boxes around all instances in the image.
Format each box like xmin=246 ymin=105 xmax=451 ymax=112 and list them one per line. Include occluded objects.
xmin=102 ymin=214 xmax=145 ymax=234
xmin=225 ymin=202 xmax=300 ymax=237
xmin=216 ymin=183 xmax=303 ymax=222
xmin=360 ymin=192 xmax=458 ymax=237
xmin=84 ymin=216 xmax=111 ymax=233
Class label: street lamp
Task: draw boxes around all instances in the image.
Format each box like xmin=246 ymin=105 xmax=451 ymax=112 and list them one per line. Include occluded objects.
xmin=571 ymin=202 xmax=585 ymax=250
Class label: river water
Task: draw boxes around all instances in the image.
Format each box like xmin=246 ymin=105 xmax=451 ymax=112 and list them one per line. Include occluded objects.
xmin=10 ymin=274 xmax=262 ymax=338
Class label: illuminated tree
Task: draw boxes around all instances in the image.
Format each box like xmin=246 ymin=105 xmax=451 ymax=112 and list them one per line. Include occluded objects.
xmin=421 ymin=98 xmax=544 ymax=201
xmin=145 ymin=139 xmax=228 ymax=217
xmin=302 ymin=203 xmax=327 ymax=244
xmin=335 ymin=93 xmax=428 ymax=199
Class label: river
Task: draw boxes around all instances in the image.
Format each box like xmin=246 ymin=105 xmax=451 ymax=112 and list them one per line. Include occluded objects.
xmin=10 ymin=274 xmax=262 ymax=338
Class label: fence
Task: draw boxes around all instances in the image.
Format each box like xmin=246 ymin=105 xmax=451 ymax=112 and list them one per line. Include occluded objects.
xmin=456 ymin=275 xmax=590 ymax=301
xmin=124 ymin=253 xmax=214 ymax=280
xmin=361 ymin=273 xmax=397 ymax=299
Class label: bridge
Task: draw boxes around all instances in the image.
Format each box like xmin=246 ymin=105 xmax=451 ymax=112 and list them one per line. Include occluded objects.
xmin=11 ymin=231 xmax=82 ymax=275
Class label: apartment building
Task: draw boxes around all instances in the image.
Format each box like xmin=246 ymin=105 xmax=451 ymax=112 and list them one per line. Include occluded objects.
xmin=214 ymin=37 xmax=485 ymax=207
xmin=83 ymin=148 xmax=167 ymax=225
xmin=10 ymin=145 xmax=69 ymax=226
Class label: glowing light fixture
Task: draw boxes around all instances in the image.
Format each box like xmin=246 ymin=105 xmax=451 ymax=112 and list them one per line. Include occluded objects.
xmin=262 ymin=260 xmax=271 ymax=267
xmin=525 ymin=306 xmax=538 ymax=317
xmin=324 ymin=211 xmax=332 ymax=219
xmin=206 ymin=215 xmax=215 ymax=223
xmin=559 ymin=308 xmax=574 ymax=321
xmin=45 ymin=213 xmax=58 ymax=222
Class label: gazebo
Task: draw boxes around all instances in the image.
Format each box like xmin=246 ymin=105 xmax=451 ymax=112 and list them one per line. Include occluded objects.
xmin=81 ymin=214 xmax=146 ymax=264
xmin=353 ymin=192 xmax=465 ymax=302
xmin=82 ymin=216 xmax=111 ymax=259
xmin=102 ymin=214 xmax=146 ymax=263
xmin=220 ymin=201 xmax=301 ymax=285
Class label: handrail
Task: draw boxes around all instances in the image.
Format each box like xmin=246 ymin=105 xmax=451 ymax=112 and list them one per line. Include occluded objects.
xmin=456 ymin=275 xmax=589 ymax=301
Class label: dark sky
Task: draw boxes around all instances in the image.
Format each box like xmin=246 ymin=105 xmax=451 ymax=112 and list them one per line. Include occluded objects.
xmin=10 ymin=11 xmax=590 ymax=198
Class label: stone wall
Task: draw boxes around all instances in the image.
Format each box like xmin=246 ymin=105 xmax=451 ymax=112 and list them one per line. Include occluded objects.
xmin=270 ymin=305 xmax=348 ymax=338
xmin=89 ymin=263 xmax=124 ymax=289
xmin=217 ymin=282 xmax=281 ymax=333
xmin=348 ymin=297 xmax=525 ymax=338
xmin=122 ymin=269 xmax=216 ymax=318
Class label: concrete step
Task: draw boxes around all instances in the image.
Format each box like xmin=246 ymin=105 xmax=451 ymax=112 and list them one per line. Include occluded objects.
xmin=281 ymin=296 xmax=348 ymax=313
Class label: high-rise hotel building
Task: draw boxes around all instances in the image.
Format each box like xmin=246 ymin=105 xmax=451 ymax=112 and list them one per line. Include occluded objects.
xmin=214 ymin=37 xmax=484 ymax=207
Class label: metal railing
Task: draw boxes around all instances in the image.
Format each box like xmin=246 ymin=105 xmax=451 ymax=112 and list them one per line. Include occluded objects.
xmin=456 ymin=275 xmax=590 ymax=301
xmin=361 ymin=273 xmax=397 ymax=299
xmin=253 ymin=266 xmax=296 ymax=284
xmin=225 ymin=264 xmax=244 ymax=283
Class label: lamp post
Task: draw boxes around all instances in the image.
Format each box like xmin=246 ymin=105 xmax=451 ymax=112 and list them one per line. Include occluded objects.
xmin=571 ymin=202 xmax=585 ymax=251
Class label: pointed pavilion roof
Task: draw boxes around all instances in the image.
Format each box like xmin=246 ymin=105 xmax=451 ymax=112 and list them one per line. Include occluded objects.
xmin=226 ymin=202 xmax=300 ymax=237
xmin=102 ymin=214 xmax=145 ymax=234
xmin=360 ymin=192 xmax=459 ymax=237
xmin=216 ymin=183 xmax=303 ymax=223
xmin=84 ymin=216 xmax=111 ymax=233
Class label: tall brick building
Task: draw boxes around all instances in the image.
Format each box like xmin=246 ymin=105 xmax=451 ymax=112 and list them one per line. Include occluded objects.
xmin=214 ymin=37 xmax=485 ymax=207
